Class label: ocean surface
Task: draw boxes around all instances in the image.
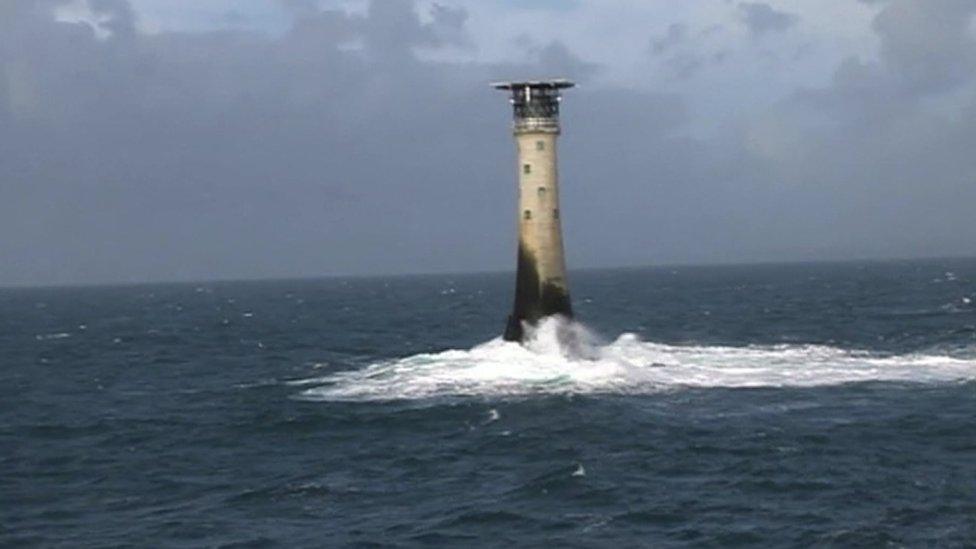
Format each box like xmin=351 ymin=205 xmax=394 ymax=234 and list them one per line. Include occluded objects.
xmin=2 ymin=259 xmax=976 ymax=547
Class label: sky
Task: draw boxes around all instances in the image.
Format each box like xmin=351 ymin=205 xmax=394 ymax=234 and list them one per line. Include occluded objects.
xmin=1 ymin=0 xmax=975 ymax=287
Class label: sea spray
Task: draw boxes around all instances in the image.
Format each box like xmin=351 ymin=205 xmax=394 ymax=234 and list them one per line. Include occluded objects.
xmin=296 ymin=317 xmax=976 ymax=402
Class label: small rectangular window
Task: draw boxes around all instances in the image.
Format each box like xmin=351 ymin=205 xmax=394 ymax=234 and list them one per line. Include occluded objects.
xmin=523 ymin=209 xmax=532 ymax=220
xmin=523 ymin=164 xmax=531 ymax=174
xmin=536 ymin=141 xmax=545 ymax=151
xmin=553 ymin=208 xmax=560 ymax=219
xmin=537 ymin=187 xmax=547 ymax=196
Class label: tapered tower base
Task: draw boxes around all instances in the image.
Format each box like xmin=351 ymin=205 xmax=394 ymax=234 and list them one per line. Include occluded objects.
xmin=503 ymin=244 xmax=573 ymax=342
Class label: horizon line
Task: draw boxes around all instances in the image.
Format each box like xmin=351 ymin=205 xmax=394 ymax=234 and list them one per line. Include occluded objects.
xmin=2 ymin=253 xmax=975 ymax=292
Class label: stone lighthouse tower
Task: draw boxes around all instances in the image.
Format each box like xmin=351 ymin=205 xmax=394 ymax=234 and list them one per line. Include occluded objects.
xmin=492 ymin=79 xmax=575 ymax=342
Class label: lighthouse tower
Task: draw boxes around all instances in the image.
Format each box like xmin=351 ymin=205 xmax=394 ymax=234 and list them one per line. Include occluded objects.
xmin=492 ymin=79 xmax=575 ymax=342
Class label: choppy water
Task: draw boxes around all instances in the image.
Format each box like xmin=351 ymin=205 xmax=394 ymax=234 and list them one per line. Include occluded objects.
xmin=3 ymin=260 xmax=976 ymax=546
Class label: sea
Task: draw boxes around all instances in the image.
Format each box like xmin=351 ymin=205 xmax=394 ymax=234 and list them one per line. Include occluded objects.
xmin=2 ymin=259 xmax=975 ymax=547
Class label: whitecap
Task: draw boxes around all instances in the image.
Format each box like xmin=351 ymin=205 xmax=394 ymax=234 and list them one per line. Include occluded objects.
xmin=485 ymin=409 xmax=501 ymax=423
xmin=35 ymin=332 xmax=71 ymax=341
xmin=296 ymin=317 xmax=976 ymax=402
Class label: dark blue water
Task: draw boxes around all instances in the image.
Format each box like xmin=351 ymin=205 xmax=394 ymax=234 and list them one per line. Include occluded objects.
xmin=3 ymin=259 xmax=975 ymax=547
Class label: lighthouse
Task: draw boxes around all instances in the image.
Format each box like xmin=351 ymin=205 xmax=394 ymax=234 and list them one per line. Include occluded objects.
xmin=492 ymin=79 xmax=575 ymax=342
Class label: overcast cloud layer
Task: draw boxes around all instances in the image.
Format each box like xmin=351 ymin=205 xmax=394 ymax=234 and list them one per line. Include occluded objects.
xmin=1 ymin=0 xmax=975 ymax=286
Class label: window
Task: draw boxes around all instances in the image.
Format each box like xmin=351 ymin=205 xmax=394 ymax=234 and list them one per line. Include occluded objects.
xmin=523 ymin=209 xmax=532 ymax=220
xmin=553 ymin=208 xmax=560 ymax=219
xmin=523 ymin=164 xmax=531 ymax=174
xmin=536 ymin=140 xmax=545 ymax=151
xmin=537 ymin=187 xmax=547 ymax=196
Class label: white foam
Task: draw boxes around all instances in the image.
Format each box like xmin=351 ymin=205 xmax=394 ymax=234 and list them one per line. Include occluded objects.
xmin=296 ymin=317 xmax=976 ymax=402
xmin=485 ymin=409 xmax=500 ymax=423
xmin=35 ymin=332 xmax=71 ymax=341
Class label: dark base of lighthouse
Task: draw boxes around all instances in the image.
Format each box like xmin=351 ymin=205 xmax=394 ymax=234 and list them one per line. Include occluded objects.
xmin=503 ymin=244 xmax=573 ymax=343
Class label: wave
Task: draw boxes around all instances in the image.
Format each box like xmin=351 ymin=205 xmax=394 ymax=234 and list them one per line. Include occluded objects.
xmin=295 ymin=317 xmax=976 ymax=402
xmin=35 ymin=332 xmax=72 ymax=341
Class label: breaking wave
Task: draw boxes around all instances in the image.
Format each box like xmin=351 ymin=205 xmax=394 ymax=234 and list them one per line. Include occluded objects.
xmin=295 ymin=317 xmax=976 ymax=402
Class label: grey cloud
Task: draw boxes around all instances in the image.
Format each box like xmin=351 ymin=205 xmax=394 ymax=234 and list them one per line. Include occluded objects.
xmin=738 ymin=0 xmax=976 ymax=258
xmin=498 ymin=0 xmax=581 ymax=12
xmin=737 ymin=2 xmax=799 ymax=36
xmin=430 ymin=3 xmax=467 ymax=31
xmin=532 ymin=42 xmax=600 ymax=81
xmin=712 ymin=50 xmax=731 ymax=64
xmin=89 ymin=0 xmax=137 ymax=37
xmin=700 ymin=24 xmax=725 ymax=38
xmin=0 ymin=0 xmax=615 ymax=286
xmin=221 ymin=10 xmax=250 ymax=26
xmin=426 ymin=4 xmax=473 ymax=49
xmin=650 ymin=24 xmax=709 ymax=80
xmin=1 ymin=0 xmax=975 ymax=287
xmin=651 ymin=23 xmax=687 ymax=55
xmin=665 ymin=52 xmax=705 ymax=80
xmin=491 ymin=39 xmax=600 ymax=83
xmin=872 ymin=0 xmax=976 ymax=93
xmin=277 ymin=0 xmax=319 ymax=16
